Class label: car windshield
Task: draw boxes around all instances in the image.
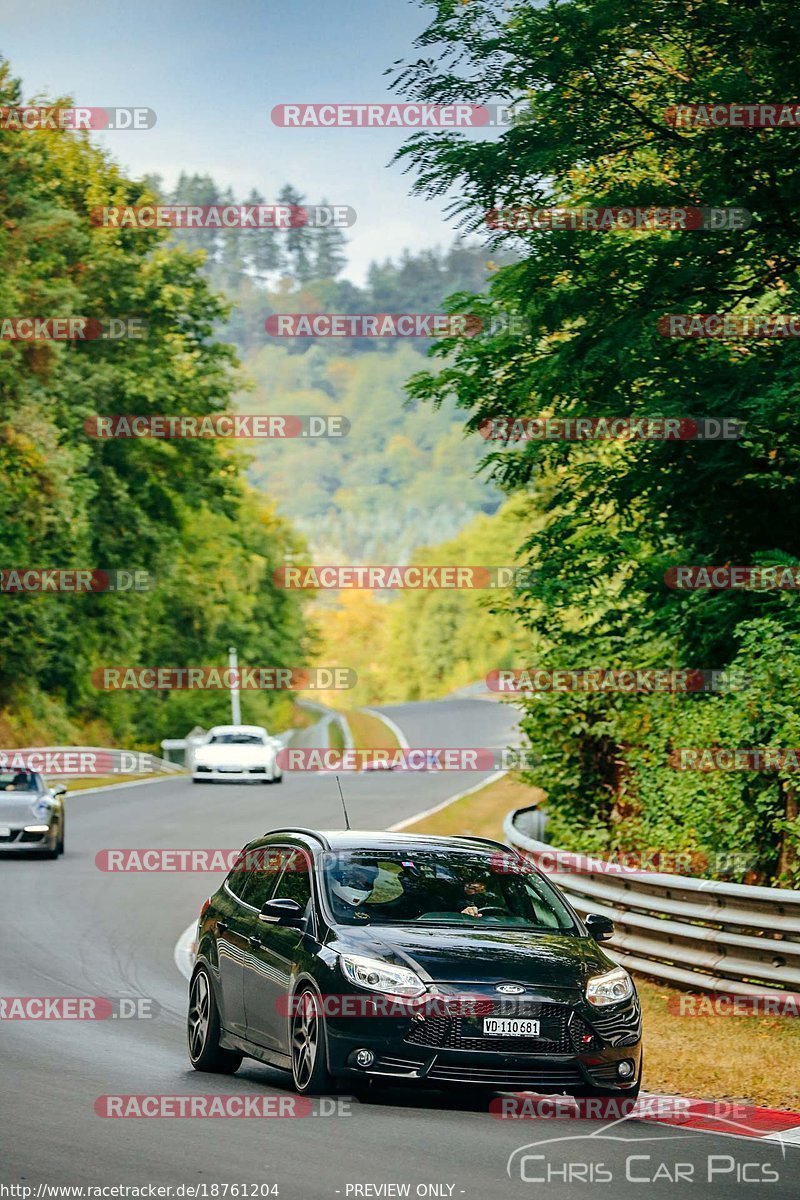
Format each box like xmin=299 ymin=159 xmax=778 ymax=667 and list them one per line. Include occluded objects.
xmin=0 ymin=771 xmax=39 ymax=792
xmin=321 ymin=848 xmax=579 ymax=931
xmin=208 ymin=733 xmax=266 ymax=745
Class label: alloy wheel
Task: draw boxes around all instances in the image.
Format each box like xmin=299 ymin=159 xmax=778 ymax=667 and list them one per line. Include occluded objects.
xmin=188 ymin=971 xmax=211 ymax=1061
xmin=292 ymin=991 xmax=319 ymax=1089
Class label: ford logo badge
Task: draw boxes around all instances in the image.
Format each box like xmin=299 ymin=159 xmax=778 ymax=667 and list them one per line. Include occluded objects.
xmin=496 ymin=983 xmax=525 ymax=994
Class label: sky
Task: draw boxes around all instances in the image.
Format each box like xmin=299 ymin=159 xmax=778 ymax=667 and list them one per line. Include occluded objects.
xmin=0 ymin=0 xmax=481 ymax=283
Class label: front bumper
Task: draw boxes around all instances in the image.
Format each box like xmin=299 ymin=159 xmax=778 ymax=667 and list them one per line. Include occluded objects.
xmin=0 ymin=827 xmax=53 ymax=852
xmin=324 ymin=985 xmax=642 ymax=1093
xmin=193 ymin=766 xmax=273 ymax=782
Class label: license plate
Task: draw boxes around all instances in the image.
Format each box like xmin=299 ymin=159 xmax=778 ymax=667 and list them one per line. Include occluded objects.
xmin=482 ymin=1017 xmax=540 ymax=1037
xmin=0 ymin=826 xmax=11 ymax=837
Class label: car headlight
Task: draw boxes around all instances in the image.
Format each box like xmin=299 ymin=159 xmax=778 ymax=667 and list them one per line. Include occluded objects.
xmin=339 ymin=953 xmax=425 ymax=998
xmin=585 ymin=967 xmax=634 ymax=1007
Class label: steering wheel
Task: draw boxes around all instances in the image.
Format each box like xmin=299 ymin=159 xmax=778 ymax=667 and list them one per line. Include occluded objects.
xmin=476 ymin=905 xmax=506 ymax=916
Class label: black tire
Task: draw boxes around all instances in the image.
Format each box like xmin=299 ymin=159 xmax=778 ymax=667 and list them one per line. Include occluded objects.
xmin=42 ymin=826 xmax=59 ymax=859
xmin=290 ymin=988 xmax=336 ymax=1095
xmin=188 ymin=966 xmax=243 ymax=1074
xmin=273 ymin=772 xmax=283 ymax=784
xmin=57 ymin=820 xmax=65 ymax=856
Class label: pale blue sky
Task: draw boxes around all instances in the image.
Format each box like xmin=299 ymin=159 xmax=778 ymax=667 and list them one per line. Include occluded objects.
xmin=1 ymin=0 xmax=485 ymax=282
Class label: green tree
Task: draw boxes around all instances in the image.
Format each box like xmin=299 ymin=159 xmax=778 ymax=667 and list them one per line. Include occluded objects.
xmin=391 ymin=0 xmax=800 ymax=882
xmin=0 ymin=58 xmax=311 ymax=748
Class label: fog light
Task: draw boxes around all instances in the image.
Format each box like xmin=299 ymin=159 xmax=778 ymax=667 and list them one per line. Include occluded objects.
xmin=617 ymin=1060 xmax=634 ymax=1079
xmin=354 ymin=1049 xmax=375 ymax=1068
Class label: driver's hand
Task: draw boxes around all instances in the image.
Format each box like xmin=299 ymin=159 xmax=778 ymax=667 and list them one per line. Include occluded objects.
xmin=461 ymin=905 xmax=481 ymax=917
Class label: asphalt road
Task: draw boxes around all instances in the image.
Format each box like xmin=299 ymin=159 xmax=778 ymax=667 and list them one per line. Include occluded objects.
xmin=1 ymin=699 xmax=797 ymax=1198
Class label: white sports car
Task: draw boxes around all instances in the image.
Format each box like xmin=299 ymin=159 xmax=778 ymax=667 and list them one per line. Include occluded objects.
xmin=192 ymin=725 xmax=283 ymax=784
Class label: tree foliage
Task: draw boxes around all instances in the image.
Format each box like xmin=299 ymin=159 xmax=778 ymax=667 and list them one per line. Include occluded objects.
xmin=392 ymin=0 xmax=800 ymax=883
xmin=0 ymin=61 xmax=311 ymax=747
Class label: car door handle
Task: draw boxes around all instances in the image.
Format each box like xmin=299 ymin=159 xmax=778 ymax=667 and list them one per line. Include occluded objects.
xmin=248 ymin=935 xmax=261 ymax=948
xmin=217 ymin=920 xmax=228 ymax=932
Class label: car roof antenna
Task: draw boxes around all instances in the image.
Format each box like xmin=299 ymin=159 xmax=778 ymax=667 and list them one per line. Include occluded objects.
xmin=335 ymin=774 xmax=351 ymax=830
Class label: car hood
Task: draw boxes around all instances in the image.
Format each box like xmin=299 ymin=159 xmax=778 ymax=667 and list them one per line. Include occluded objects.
xmin=196 ymin=744 xmax=273 ymax=764
xmin=335 ymin=923 xmax=613 ymax=991
xmin=0 ymin=794 xmax=52 ymax=825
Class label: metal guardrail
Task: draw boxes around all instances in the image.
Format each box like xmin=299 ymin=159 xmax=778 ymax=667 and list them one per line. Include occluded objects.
xmin=18 ymin=746 xmax=186 ymax=777
xmin=503 ymin=806 xmax=800 ymax=995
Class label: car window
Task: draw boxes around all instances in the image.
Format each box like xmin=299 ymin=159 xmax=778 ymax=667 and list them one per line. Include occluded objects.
xmin=0 ymin=771 xmax=39 ymax=791
xmin=224 ymin=859 xmax=252 ymax=900
xmin=272 ymin=849 xmax=313 ymax=912
xmin=239 ymin=846 xmax=286 ymax=910
xmin=208 ymin=732 xmax=266 ymax=745
xmin=321 ymin=848 xmax=579 ymax=930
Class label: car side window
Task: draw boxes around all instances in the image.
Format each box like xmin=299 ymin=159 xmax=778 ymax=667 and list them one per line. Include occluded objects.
xmin=239 ymin=845 xmax=286 ymax=910
xmin=273 ymin=849 xmax=313 ymax=912
xmin=225 ymin=864 xmax=250 ymax=902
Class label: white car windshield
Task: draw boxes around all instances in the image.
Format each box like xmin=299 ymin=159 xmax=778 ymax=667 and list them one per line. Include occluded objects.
xmin=208 ymin=733 xmax=266 ymax=745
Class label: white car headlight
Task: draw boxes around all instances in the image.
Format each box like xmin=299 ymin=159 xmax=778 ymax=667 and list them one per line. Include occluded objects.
xmin=585 ymin=966 xmax=634 ymax=1007
xmin=340 ymin=953 xmax=425 ymax=998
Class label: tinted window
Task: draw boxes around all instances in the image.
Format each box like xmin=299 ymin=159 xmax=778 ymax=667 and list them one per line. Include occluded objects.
xmin=0 ymin=771 xmax=39 ymax=792
xmin=273 ymin=849 xmax=312 ymax=912
xmin=321 ymin=848 xmax=578 ymax=931
xmin=209 ymin=733 xmax=266 ymax=745
xmin=239 ymin=845 xmax=286 ymax=910
xmin=225 ymin=857 xmax=252 ymax=900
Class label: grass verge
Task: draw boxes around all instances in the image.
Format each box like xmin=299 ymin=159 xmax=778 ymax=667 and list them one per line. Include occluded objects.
xmin=346 ymin=709 xmax=401 ymax=751
xmin=402 ymin=770 xmax=800 ymax=1111
xmin=62 ymin=774 xmax=150 ymax=792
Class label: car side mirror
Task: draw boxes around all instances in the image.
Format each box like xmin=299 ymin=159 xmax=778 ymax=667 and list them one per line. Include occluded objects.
xmin=585 ymin=913 xmax=614 ymax=942
xmin=52 ymin=784 xmax=67 ymax=798
xmin=259 ymin=897 xmax=304 ymax=926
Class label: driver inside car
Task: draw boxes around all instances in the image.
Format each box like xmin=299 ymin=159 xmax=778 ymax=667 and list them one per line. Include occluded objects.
xmin=458 ymin=876 xmax=509 ymax=918
xmin=6 ymin=771 xmax=36 ymax=792
xmin=328 ymin=862 xmax=379 ymax=918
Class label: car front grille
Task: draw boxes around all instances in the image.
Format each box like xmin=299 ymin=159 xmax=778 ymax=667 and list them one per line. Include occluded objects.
xmin=405 ymin=1002 xmax=600 ymax=1054
xmin=0 ymin=829 xmax=23 ymax=843
xmin=426 ymin=1061 xmax=584 ymax=1087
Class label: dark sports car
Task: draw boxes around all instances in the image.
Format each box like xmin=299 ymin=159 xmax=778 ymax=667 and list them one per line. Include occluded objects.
xmin=188 ymin=828 xmax=642 ymax=1096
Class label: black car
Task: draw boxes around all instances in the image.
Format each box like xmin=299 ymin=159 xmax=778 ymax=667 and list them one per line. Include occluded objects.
xmin=0 ymin=770 xmax=66 ymax=858
xmin=188 ymin=829 xmax=642 ymax=1096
